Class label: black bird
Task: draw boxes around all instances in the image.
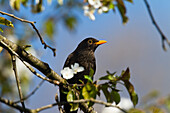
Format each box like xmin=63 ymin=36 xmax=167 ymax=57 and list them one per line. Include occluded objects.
xmin=60 ymin=37 xmax=107 ymax=113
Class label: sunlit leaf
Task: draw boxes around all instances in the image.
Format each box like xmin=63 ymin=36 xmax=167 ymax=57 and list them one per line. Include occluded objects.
xmin=10 ymin=0 xmax=21 ymax=10
xmin=67 ymin=90 xmax=74 ymax=102
xmin=47 ymin=0 xmax=52 ymax=5
xmin=44 ymin=18 xmax=55 ymax=39
xmin=0 ymin=27 xmax=3 ymax=32
xmin=67 ymin=90 xmax=79 ymax=111
xmin=0 ymin=17 xmax=14 ymax=28
xmin=0 ymin=46 xmax=3 ymax=53
xmin=82 ymin=84 xmax=97 ymax=99
xmin=99 ymin=72 xmax=116 ymax=81
xmin=109 ymin=3 xmax=115 ymax=9
xmin=82 ymin=84 xmax=97 ymax=106
xmin=58 ymin=0 xmax=63 ymax=5
xmin=84 ymin=75 xmax=93 ymax=83
xmin=128 ymin=108 xmax=145 ymax=113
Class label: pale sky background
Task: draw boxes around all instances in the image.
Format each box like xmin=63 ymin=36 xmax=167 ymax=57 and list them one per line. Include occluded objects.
xmin=12 ymin=0 xmax=170 ymax=113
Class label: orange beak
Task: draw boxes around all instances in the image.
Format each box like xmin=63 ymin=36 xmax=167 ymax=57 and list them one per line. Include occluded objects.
xmin=95 ymin=40 xmax=107 ymax=45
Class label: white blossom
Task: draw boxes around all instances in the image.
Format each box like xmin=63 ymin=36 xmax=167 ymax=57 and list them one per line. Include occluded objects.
xmin=61 ymin=67 xmax=74 ymax=79
xmin=83 ymin=5 xmax=96 ymax=21
xmin=98 ymin=6 xmax=109 ymax=14
xmin=61 ymin=63 xmax=84 ymax=80
xmin=71 ymin=63 xmax=84 ymax=74
xmin=88 ymin=0 xmax=102 ymax=9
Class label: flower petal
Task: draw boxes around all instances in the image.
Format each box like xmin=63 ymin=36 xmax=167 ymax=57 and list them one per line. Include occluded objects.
xmin=61 ymin=67 xmax=74 ymax=79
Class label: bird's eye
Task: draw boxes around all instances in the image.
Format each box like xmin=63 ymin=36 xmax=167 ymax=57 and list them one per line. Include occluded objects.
xmin=88 ymin=39 xmax=93 ymax=44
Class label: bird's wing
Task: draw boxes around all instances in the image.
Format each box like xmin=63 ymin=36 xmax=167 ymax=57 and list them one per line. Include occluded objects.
xmin=63 ymin=53 xmax=75 ymax=68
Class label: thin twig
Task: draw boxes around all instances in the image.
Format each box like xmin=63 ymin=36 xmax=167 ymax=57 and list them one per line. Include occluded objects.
xmin=143 ymin=0 xmax=170 ymax=51
xmin=0 ymin=10 xmax=56 ymax=56
xmin=11 ymin=55 xmax=26 ymax=113
xmin=34 ymin=98 xmax=127 ymax=113
xmin=0 ymin=97 xmax=33 ymax=113
xmin=14 ymin=80 xmax=45 ymax=104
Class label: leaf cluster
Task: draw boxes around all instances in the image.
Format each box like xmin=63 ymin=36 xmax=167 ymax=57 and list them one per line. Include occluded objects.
xmin=64 ymin=67 xmax=138 ymax=112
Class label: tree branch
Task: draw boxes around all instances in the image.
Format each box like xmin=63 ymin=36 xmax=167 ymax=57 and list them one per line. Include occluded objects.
xmin=143 ymin=0 xmax=170 ymax=51
xmin=0 ymin=10 xmax=56 ymax=56
xmin=0 ymin=97 xmax=34 ymax=113
xmin=0 ymin=34 xmax=64 ymax=83
xmin=34 ymin=98 xmax=127 ymax=113
xmin=11 ymin=55 xmax=26 ymax=112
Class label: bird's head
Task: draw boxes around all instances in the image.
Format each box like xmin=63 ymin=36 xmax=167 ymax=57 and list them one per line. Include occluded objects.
xmin=76 ymin=37 xmax=107 ymax=52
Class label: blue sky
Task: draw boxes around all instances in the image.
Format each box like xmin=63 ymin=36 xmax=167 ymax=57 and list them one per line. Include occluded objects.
xmin=14 ymin=0 xmax=170 ymax=113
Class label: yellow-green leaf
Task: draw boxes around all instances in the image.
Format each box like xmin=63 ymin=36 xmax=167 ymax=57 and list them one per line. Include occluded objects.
xmin=10 ymin=0 xmax=21 ymax=10
xmin=124 ymin=80 xmax=138 ymax=107
xmin=58 ymin=0 xmax=63 ymax=5
xmin=21 ymin=0 xmax=28 ymax=6
xmin=82 ymin=84 xmax=97 ymax=106
xmin=0 ymin=27 xmax=3 ymax=32
xmin=0 ymin=46 xmax=3 ymax=53
xmin=126 ymin=0 xmax=133 ymax=3
xmin=0 ymin=17 xmax=14 ymax=28
xmin=44 ymin=18 xmax=55 ymax=39
xmin=64 ymin=16 xmax=77 ymax=31
xmin=67 ymin=91 xmax=79 ymax=111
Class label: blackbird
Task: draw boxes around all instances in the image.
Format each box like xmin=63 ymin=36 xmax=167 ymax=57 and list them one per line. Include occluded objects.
xmin=60 ymin=37 xmax=107 ymax=113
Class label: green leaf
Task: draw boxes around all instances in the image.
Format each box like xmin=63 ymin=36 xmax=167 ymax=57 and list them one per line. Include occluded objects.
xmin=82 ymin=84 xmax=97 ymax=99
xmin=67 ymin=91 xmax=74 ymax=102
xmin=0 ymin=46 xmax=3 ymax=53
xmin=124 ymin=80 xmax=138 ymax=107
xmin=0 ymin=27 xmax=3 ymax=32
xmin=84 ymin=75 xmax=93 ymax=83
xmin=126 ymin=0 xmax=133 ymax=3
xmin=21 ymin=0 xmax=28 ymax=6
xmin=32 ymin=0 xmax=43 ymax=13
xmin=119 ymin=68 xmax=138 ymax=106
xmin=67 ymin=91 xmax=79 ymax=111
xmin=120 ymin=67 xmax=130 ymax=81
xmin=101 ymin=84 xmax=112 ymax=104
xmin=116 ymin=0 xmax=128 ymax=24
xmin=128 ymin=108 xmax=145 ymax=113
xmin=44 ymin=18 xmax=55 ymax=39
xmin=10 ymin=0 xmax=21 ymax=10
xmin=111 ymin=90 xmax=120 ymax=105
xmin=64 ymin=16 xmax=77 ymax=31
xmin=82 ymin=84 xmax=97 ymax=106
xmin=0 ymin=17 xmax=14 ymax=28
xmin=89 ymin=68 xmax=94 ymax=77
xmin=99 ymin=72 xmax=116 ymax=81
xmin=109 ymin=3 xmax=115 ymax=9
xmin=70 ymin=102 xmax=79 ymax=112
